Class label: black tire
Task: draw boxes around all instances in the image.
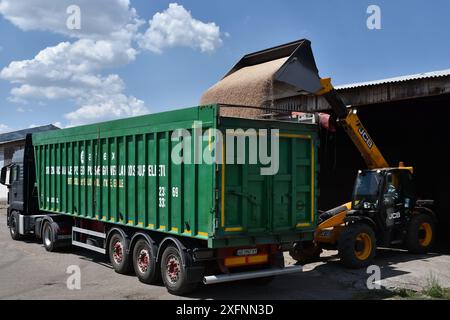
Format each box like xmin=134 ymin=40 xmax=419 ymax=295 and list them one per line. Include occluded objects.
xmin=132 ymin=239 xmax=160 ymax=284
xmin=108 ymin=232 xmax=132 ymax=274
xmin=42 ymin=222 xmax=57 ymax=252
xmin=338 ymin=223 xmax=376 ymax=269
xmin=405 ymin=214 xmax=435 ymax=254
xmin=9 ymin=212 xmax=22 ymax=241
xmin=160 ymin=245 xmax=197 ymax=295
xmin=289 ymin=241 xmax=322 ymax=265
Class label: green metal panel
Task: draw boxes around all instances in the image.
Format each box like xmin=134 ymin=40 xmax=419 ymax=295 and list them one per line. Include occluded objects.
xmin=34 ymin=106 xmax=217 ymax=241
xmin=33 ymin=105 xmax=318 ymax=248
xmin=211 ymin=117 xmax=319 ymax=248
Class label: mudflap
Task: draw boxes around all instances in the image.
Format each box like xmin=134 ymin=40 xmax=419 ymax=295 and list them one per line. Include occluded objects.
xmin=186 ymin=265 xmax=206 ymax=284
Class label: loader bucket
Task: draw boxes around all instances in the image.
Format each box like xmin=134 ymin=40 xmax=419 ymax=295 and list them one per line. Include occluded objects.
xmin=225 ymin=39 xmax=324 ymax=94
xmin=200 ymin=39 xmax=326 ymax=117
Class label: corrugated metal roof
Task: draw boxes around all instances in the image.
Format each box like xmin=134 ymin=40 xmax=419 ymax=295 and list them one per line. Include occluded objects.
xmin=336 ymin=69 xmax=450 ymax=90
xmin=0 ymin=124 xmax=59 ymax=145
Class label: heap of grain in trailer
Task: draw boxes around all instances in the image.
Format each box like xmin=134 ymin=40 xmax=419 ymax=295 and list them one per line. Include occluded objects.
xmin=201 ymin=39 xmax=324 ymax=118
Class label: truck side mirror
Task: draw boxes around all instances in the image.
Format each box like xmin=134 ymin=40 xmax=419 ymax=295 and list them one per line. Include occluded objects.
xmin=0 ymin=166 xmax=10 ymax=186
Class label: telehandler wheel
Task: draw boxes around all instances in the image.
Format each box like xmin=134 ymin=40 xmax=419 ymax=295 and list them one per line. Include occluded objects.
xmin=338 ymin=223 xmax=376 ymax=269
xmin=289 ymin=241 xmax=322 ymax=265
xmin=406 ymin=214 xmax=435 ymax=254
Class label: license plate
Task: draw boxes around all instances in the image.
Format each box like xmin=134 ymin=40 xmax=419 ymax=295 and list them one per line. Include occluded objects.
xmin=236 ymin=248 xmax=258 ymax=256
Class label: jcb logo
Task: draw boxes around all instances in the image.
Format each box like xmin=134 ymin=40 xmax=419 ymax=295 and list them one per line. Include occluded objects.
xmin=358 ymin=127 xmax=374 ymax=149
xmin=389 ymin=212 xmax=401 ymax=220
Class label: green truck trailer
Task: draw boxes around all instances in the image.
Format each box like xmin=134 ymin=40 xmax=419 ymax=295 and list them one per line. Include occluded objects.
xmin=1 ymin=104 xmax=319 ymax=294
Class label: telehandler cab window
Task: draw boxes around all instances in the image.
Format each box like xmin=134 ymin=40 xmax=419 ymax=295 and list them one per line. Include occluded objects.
xmin=383 ymin=171 xmax=414 ymax=209
xmin=353 ymin=171 xmax=382 ymax=210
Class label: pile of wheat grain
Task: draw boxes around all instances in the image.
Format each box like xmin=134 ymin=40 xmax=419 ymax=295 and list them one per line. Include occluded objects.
xmin=200 ymin=57 xmax=288 ymax=118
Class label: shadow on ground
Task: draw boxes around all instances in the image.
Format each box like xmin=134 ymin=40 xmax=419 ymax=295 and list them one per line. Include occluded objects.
xmin=167 ymin=249 xmax=443 ymax=300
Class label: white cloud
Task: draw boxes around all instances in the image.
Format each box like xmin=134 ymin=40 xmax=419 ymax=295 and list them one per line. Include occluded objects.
xmin=0 ymin=2 xmax=224 ymax=126
xmin=0 ymin=123 xmax=12 ymax=133
xmin=0 ymin=38 xmax=137 ymax=85
xmin=138 ymin=3 xmax=223 ymax=54
xmin=0 ymin=0 xmax=147 ymax=126
xmin=0 ymin=0 xmax=142 ymax=40
xmin=3 ymin=68 xmax=148 ymax=126
xmin=0 ymin=38 xmax=148 ymax=126
xmin=8 ymin=96 xmax=28 ymax=104
xmin=65 ymin=94 xmax=147 ymax=127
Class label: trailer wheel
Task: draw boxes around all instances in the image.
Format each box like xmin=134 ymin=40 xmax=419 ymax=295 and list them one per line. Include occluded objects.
xmin=338 ymin=223 xmax=376 ymax=269
xmin=42 ymin=221 xmax=57 ymax=252
xmin=108 ymin=233 xmax=132 ymax=274
xmin=132 ymin=239 xmax=160 ymax=284
xmin=161 ymin=245 xmax=196 ymax=295
xmin=9 ymin=212 xmax=22 ymax=241
xmin=406 ymin=214 xmax=435 ymax=254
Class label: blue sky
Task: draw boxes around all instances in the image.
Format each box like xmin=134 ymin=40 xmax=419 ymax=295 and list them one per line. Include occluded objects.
xmin=0 ymin=0 xmax=449 ymax=131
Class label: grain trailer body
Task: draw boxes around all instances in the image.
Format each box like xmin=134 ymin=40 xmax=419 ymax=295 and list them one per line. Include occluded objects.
xmin=2 ymin=104 xmax=318 ymax=294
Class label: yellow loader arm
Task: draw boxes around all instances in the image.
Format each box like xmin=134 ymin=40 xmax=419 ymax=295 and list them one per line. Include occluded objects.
xmin=311 ymin=78 xmax=389 ymax=243
xmin=314 ymin=203 xmax=351 ymax=244
xmin=312 ymin=79 xmax=389 ymax=243
xmin=317 ymin=78 xmax=389 ymax=169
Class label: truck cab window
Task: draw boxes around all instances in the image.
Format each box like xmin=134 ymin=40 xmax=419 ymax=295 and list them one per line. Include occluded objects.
xmin=10 ymin=165 xmax=18 ymax=183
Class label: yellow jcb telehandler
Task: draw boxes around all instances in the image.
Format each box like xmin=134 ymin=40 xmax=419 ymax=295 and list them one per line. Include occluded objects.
xmin=243 ymin=39 xmax=437 ymax=268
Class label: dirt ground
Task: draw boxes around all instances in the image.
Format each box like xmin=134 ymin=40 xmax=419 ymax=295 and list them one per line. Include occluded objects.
xmin=0 ymin=208 xmax=449 ymax=300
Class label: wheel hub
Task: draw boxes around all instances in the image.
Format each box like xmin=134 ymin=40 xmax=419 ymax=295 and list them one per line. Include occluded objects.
xmin=137 ymin=249 xmax=150 ymax=273
xmin=10 ymin=218 xmax=16 ymax=235
xmin=355 ymin=233 xmax=372 ymax=261
xmin=419 ymin=222 xmax=432 ymax=247
xmin=166 ymin=255 xmax=181 ymax=284
xmin=113 ymin=241 xmax=124 ymax=264
xmin=44 ymin=226 xmax=52 ymax=246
